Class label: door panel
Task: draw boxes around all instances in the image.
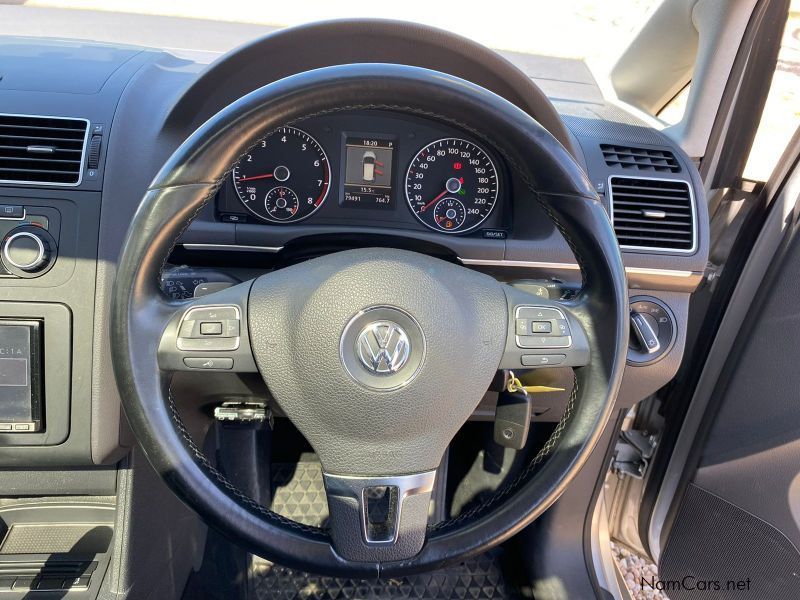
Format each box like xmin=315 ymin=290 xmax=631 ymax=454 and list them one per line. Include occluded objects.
xmin=654 ymin=154 xmax=800 ymax=598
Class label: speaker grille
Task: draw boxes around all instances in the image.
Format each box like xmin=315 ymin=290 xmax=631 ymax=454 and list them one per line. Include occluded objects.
xmin=659 ymin=484 xmax=800 ymax=599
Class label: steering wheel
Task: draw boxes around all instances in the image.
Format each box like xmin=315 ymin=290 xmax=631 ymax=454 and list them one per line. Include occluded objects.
xmin=111 ymin=64 xmax=628 ymax=577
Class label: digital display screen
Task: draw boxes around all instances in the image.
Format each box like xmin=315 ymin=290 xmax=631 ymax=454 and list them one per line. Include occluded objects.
xmin=342 ymin=136 xmax=395 ymax=209
xmin=0 ymin=358 xmax=29 ymax=387
xmin=0 ymin=323 xmax=37 ymax=427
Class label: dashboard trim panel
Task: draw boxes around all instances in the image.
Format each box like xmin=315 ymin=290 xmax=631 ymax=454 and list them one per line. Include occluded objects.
xmin=179 ymin=244 xmax=701 ymax=288
xmin=457 ymin=257 xmax=702 ymax=290
xmin=459 ymin=257 xmax=696 ymax=278
xmin=182 ymin=243 xmax=284 ymax=253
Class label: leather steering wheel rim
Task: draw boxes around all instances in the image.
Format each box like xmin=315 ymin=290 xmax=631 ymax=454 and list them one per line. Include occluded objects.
xmin=110 ymin=63 xmax=628 ymax=577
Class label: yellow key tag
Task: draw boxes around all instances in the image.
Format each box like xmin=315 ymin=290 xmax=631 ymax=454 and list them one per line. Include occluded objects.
xmin=506 ymin=372 xmax=564 ymax=395
xmin=521 ymin=385 xmax=565 ymax=394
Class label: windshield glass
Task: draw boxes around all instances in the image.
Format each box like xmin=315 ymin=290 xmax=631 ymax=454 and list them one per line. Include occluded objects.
xmin=5 ymin=0 xmax=661 ymax=63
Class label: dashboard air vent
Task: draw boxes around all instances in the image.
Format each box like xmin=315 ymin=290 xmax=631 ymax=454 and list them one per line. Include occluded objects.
xmin=0 ymin=114 xmax=88 ymax=185
xmin=601 ymin=144 xmax=680 ymax=173
xmin=609 ymin=176 xmax=695 ymax=253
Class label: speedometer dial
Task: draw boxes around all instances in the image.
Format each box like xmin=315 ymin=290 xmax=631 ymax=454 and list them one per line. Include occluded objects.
xmin=232 ymin=126 xmax=330 ymax=223
xmin=405 ymin=138 xmax=498 ymax=233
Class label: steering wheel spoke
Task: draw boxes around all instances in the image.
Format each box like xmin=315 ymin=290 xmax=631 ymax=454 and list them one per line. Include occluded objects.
xmin=324 ymin=470 xmax=436 ymax=562
xmin=157 ymin=280 xmax=259 ymax=373
xmin=498 ymin=284 xmax=591 ymax=371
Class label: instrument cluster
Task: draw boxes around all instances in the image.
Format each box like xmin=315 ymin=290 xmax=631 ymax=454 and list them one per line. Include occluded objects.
xmin=217 ymin=111 xmax=508 ymax=236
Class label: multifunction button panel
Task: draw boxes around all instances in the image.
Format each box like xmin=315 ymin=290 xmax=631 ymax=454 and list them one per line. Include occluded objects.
xmin=515 ymin=306 xmax=572 ymax=348
xmin=499 ymin=291 xmax=590 ymax=371
xmin=158 ymin=285 xmax=259 ymax=373
xmin=514 ymin=306 xmax=572 ymax=367
xmin=177 ymin=305 xmax=241 ymax=353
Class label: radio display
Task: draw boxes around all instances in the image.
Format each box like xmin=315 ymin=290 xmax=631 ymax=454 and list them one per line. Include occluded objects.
xmin=342 ymin=136 xmax=395 ymax=209
xmin=0 ymin=321 xmax=42 ymax=432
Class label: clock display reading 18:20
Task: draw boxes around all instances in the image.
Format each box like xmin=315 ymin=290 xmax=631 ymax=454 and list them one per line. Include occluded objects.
xmin=405 ymin=138 xmax=498 ymax=233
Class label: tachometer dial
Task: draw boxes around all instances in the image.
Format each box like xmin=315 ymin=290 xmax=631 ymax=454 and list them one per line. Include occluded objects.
xmin=405 ymin=138 xmax=498 ymax=233
xmin=232 ymin=126 xmax=330 ymax=223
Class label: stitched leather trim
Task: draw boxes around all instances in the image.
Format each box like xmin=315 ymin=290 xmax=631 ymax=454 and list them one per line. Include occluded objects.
xmin=166 ymin=389 xmax=327 ymax=538
xmin=431 ymin=370 xmax=579 ymax=532
xmin=156 ymin=104 xmax=591 ymax=540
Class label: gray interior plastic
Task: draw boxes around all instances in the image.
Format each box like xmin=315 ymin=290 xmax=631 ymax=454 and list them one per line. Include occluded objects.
xmin=611 ymin=0 xmax=758 ymax=158
xmin=0 ymin=12 xmax=718 ymax=597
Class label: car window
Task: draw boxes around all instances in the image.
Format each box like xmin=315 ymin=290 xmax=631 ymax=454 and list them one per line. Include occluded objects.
xmin=17 ymin=0 xmax=663 ymax=62
xmin=743 ymin=3 xmax=800 ymax=181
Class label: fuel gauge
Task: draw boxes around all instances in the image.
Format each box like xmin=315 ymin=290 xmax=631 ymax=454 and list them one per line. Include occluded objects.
xmin=432 ymin=197 xmax=466 ymax=230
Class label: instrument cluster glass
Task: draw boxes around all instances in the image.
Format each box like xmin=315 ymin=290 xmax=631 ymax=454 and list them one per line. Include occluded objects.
xmin=404 ymin=138 xmax=498 ymax=233
xmin=229 ymin=124 xmax=501 ymax=234
xmin=232 ymin=126 xmax=330 ymax=223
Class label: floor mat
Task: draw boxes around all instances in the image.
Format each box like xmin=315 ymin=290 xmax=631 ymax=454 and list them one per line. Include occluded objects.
xmin=256 ymin=461 xmax=526 ymax=599
xmin=271 ymin=461 xmax=329 ymax=527
xmin=251 ymin=550 xmax=525 ymax=600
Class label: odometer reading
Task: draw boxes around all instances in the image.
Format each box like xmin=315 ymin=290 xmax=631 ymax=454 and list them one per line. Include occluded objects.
xmin=405 ymin=138 xmax=498 ymax=233
xmin=232 ymin=127 xmax=330 ymax=223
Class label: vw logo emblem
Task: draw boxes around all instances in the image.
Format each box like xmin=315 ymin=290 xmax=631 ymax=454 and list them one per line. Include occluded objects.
xmin=356 ymin=321 xmax=411 ymax=375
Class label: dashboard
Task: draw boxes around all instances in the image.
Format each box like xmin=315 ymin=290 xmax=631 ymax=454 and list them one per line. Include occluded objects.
xmin=0 ymin=21 xmax=710 ymax=469
xmin=217 ymin=111 xmax=509 ymax=236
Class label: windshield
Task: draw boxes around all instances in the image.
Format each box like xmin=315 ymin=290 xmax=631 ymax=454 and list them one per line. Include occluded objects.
xmin=4 ymin=0 xmax=661 ymax=63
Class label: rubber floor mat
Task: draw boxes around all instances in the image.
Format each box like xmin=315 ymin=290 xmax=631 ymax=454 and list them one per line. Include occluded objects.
xmin=256 ymin=462 xmax=526 ymax=599
xmin=251 ymin=550 xmax=524 ymax=599
xmin=271 ymin=461 xmax=329 ymax=527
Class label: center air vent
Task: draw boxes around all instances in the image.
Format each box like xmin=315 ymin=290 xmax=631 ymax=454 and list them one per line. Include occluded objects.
xmin=601 ymin=144 xmax=680 ymax=173
xmin=0 ymin=114 xmax=88 ymax=186
xmin=609 ymin=176 xmax=695 ymax=253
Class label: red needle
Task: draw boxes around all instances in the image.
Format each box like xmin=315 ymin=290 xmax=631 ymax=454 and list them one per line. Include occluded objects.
xmin=238 ymin=173 xmax=274 ymax=182
xmin=421 ymin=189 xmax=448 ymax=212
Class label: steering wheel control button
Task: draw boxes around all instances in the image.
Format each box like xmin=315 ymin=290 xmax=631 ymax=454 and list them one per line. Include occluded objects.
xmin=531 ymin=321 xmax=552 ymax=334
xmin=554 ymin=319 xmax=571 ymax=336
xmin=628 ymin=296 xmax=676 ymax=366
xmin=521 ymin=354 xmax=566 ymax=367
xmin=224 ymin=319 xmax=240 ymax=337
xmin=183 ymin=357 xmax=234 ymax=370
xmin=514 ymin=306 xmax=572 ymax=349
xmin=517 ymin=307 xmax=562 ymax=321
xmin=199 ymin=322 xmax=223 ymax=335
xmin=177 ymin=305 xmax=241 ymax=351
xmin=177 ymin=337 xmax=239 ymax=351
xmin=518 ymin=335 xmax=571 ymax=349
xmin=340 ymin=306 xmax=426 ymax=391
xmin=185 ymin=306 xmax=238 ymax=321
xmin=515 ymin=318 xmax=529 ymax=336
